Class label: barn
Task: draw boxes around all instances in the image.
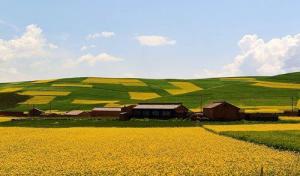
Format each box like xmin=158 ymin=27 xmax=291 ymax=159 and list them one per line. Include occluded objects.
xmin=131 ymin=103 xmax=188 ymax=119
xmin=203 ymin=101 xmax=241 ymax=121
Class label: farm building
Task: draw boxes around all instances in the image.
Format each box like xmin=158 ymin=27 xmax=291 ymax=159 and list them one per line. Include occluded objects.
xmin=203 ymin=101 xmax=241 ymax=121
xmin=90 ymin=107 xmax=122 ymax=118
xmin=64 ymin=110 xmax=89 ymax=117
xmin=131 ymin=103 xmax=188 ymax=119
xmin=90 ymin=105 xmax=136 ymax=119
xmin=28 ymin=108 xmax=44 ymax=116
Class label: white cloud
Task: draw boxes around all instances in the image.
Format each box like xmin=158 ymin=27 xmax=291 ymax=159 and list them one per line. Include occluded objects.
xmin=136 ymin=35 xmax=176 ymax=46
xmin=80 ymin=45 xmax=96 ymax=51
xmin=0 ymin=24 xmax=57 ymax=62
xmin=86 ymin=31 xmax=115 ymax=40
xmin=196 ymin=33 xmax=300 ymax=78
xmin=64 ymin=53 xmax=123 ymax=67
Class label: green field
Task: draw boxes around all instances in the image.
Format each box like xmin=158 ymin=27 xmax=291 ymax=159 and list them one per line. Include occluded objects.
xmin=221 ymin=130 xmax=300 ymax=152
xmin=0 ymin=72 xmax=300 ymax=112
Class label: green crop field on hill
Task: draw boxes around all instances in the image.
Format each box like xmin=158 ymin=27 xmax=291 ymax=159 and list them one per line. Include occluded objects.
xmin=0 ymin=72 xmax=300 ymax=112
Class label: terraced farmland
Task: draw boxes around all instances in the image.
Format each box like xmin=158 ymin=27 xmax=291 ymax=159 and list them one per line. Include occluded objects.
xmin=0 ymin=72 xmax=299 ymax=112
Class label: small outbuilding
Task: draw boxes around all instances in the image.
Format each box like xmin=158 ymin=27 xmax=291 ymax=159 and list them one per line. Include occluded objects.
xmin=90 ymin=107 xmax=122 ymax=118
xmin=203 ymin=101 xmax=241 ymax=121
xmin=131 ymin=103 xmax=188 ymax=119
xmin=64 ymin=110 xmax=89 ymax=117
xmin=28 ymin=108 xmax=44 ymax=116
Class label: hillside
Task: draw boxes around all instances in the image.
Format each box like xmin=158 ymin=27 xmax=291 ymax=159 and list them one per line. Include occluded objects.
xmin=0 ymin=72 xmax=300 ymax=112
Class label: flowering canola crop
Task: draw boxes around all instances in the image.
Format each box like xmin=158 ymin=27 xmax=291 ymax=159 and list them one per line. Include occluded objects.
xmin=165 ymin=82 xmax=202 ymax=95
xmin=252 ymin=81 xmax=300 ymax=89
xmin=20 ymin=96 xmax=56 ymax=105
xmin=129 ymin=92 xmax=161 ymax=100
xmin=82 ymin=78 xmax=147 ymax=86
xmin=31 ymin=79 xmax=57 ymax=84
xmin=0 ymin=127 xmax=298 ymax=175
xmin=52 ymin=83 xmax=93 ymax=88
xmin=0 ymin=87 xmax=23 ymax=93
xmin=19 ymin=91 xmax=71 ymax=96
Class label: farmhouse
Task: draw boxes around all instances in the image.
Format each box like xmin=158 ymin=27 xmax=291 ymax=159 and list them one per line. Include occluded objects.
xmin=203 ymin=101 xmax=241 ymax=121
xmin=131 ymin=103 xmax=188 ymax=119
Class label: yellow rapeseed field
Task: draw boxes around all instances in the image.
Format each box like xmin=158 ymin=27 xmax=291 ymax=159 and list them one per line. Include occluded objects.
xmin=165 ymin=82 xmax=202 ymax=95
xmin=0 ymin=87 xmax=23 ymax=93
xmin=280 ymin=116 xmax=300 ymax=122
xmin=220 ymin=77 xmax=257 ymax=82
xmin=204 ymin=124 xmax=300 ymax=132
xmin=20 ymin=96 xmax=56 ymax=105
xmin=252 ymin=81 xmax=300 ymax=89
xmin=0 ymin=127 xmax=298 ymax=175
xmin=52 ymin=83 xmax=93 ymax=88
xmin=82 ymin=78 xmax=147 ymax=86
xmin=297 ymin=100 xmax=300 ymax=108
xmin=19 ymin=91 xmax=71 ymax=96
xmin=242 ymin=106 xmax=292 ymax=113
xmin=0 ymin=117 xmax=11 ymax=122
xmin=72 ymin=99 xmax=119 ymax=104
xmin=104 ymin=103 xmax=123 ymax=107
xmin=129 ymin=92 xmax=161 ymax=100
xmin=244 ymin=109 xmax=284 ymax=113
xmin=31 ymin=79 xmax=57 ymax=84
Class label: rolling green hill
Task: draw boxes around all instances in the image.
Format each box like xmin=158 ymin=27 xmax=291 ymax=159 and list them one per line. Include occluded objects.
xmin=0 ymin=72 xmax=300 ymax=112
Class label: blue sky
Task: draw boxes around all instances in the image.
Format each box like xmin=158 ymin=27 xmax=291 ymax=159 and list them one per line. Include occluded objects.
xmin=1 ymin=0 xmax=300 ymax=82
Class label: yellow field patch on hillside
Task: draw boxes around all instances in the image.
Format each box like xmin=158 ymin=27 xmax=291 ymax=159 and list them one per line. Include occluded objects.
xmin=244 ymin=109 xmax=284 ymax=113
xmin=241 ymin=106 xmax=291 ymax=113
xmin=165 ymin=82 xmax=202 ymax=95
xmin=104 ymin=103 xmax=123 ymax=107
xmin=0 ymin=117 xmax=11 ymax=122
xmin=72 ymin=99 xmax=119 ymax=105
xmin=0 ymin=87 xmax=23 ymax=93
xmin=280 ymin=116 xmax=300 ymax=122
xmin=20 ymin=96 xmax=56 ymax=105
xmin=297 ymin=100 xmax=300 ymax=108
xmin=19 ymin=91 xmax=70 ymax=96
xmin=129 ymin=92 xmax=161 ymax=100
xmin=252 ymin=81 xmax=300 ymax=89
xmin=220 ymin=77 xmax=257 ymax=82
xmin=190 ymin=108 xmax=201 ymax=112
xmin=204 ymin=124 xmax=300 ymax=132
xmin=52 ymin=83 xmax=93 ymax=88
xmin=82 ymin=78 xmax=147 ymax=86
xmin=0 ymin=128 xmax=298 ymax=175
xmin=32 ymin=79 xmax=57 ymax=84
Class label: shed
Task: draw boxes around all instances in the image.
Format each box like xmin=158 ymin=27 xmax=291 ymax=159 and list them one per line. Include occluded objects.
xmin=90 ymin=107 xmax=122 ymax=118
xmin=131 ymin=103 xmax=188 ymax=119
xmin=28 ymin=108 xmax=44 ymax=116
xmin=203 ymin=101 xmax=241 ymax=121
xmin=64 ymin=110 xmax=89 ymax=117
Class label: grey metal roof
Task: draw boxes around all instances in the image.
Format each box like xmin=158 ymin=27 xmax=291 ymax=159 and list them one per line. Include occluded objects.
xmin=203 ymin=102 xmax=223 ymax=109
xmin=92 ymin=107 xmax=122 ymax=111
xmin=65 ymin=110 xmax=84 ymax=115
xmin=133 ymin=104 xmax=181 ymax=110
xmin=203 ymin=101 xmax=239 ymax=109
